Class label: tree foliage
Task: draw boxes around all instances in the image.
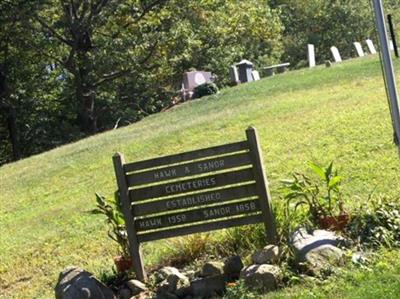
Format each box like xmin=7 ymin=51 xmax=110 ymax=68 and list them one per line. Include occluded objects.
xmin=0 ymin=0 xmax=399 ymax=164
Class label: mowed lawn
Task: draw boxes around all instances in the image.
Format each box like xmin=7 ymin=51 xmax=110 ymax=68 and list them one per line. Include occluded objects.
xmin=1 ymin=56 xmax=400 ymax=298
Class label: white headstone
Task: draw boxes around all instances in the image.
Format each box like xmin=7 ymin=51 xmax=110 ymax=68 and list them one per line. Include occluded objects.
xmin=229 ymin=66 xmax=239 ymax=83
xmin=251 ymin=70 xmax=260 ymax=81
xmin=353 ymin=42 xmax=365 ymax=57
xmin=390 ymin=40 xmax=395 ymax=51
xmin=366 ymin=39 xmax=377 ymax=54
xmin=330 ymin=46 xmax=342 ymax=62
xmin=308 ymin=44 xmax=316 ymax=68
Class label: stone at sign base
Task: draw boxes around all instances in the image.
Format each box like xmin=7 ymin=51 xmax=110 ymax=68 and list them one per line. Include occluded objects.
xmin=55 ymin=266 xmax=115 ymax=299
xmin=252 ymin=245 xmax=280 ymax=265
xmin=126 ymin=279 xmax=148 ymax=296
xmin=200 ymin=261 xmax=224 ymax=277
xmin=223 ymin=255 xmax=244 ymax=280
xmin=291 ymin=228 xmax=345 ymax=275
xmin=240 ymin=264 xmax=282 ymax=292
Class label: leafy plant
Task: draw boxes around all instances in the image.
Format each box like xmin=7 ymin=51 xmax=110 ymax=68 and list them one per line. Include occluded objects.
xmin=193 ymin=82 xmax=219 ymax=99
xmin=92 ymin=192 xmax=130 ymax=257
xmin=348 ymin=198 xmax=400 ymax=248
xmin=281 ymin=161 xmax=344 ymax=224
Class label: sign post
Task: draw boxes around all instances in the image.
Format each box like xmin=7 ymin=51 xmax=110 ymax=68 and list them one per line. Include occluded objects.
xmin=372 ymin=0 xmax=400 ymax=145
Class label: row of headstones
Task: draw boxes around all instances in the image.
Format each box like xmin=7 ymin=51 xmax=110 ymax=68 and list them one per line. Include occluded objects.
xmin=308 ymin=39 xmax=396 ymax=67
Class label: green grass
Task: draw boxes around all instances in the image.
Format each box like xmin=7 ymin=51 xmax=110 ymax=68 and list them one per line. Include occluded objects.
xmin=1 ymin=56 xmax=400 ymax=298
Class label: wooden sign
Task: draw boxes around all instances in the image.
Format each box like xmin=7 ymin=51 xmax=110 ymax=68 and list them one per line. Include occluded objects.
xmin=113 ymin=127 xmax=277 ymax=281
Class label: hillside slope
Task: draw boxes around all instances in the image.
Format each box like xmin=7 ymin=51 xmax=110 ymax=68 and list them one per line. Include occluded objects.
xmin=1 ymin=56 xmax=400 ymax=298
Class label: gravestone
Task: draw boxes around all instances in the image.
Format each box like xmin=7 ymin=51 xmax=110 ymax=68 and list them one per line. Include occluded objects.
xmin=229 ymin=66 xmax=240 ymax=85
xmin=113 ymin=127 xmax=277 ymax=281
xmin=353 ymin=42 xmax=365 ymax=57
xmin=308 ymin=44 xmax=316 ymax=68
xmin=330 ymin=46 xmax=342 ymax=62
xmin=251 ymin=70 xmax=260 ymax=81
xmin=390 ymin=40 xmax=395 ymax=51
xmin=236 ymin=60 xmax=254 ymax=83
xmin=182 ymin=71 xmax=212 ymax=99
xmin=366 ymin=39 xmax=377 ymax=54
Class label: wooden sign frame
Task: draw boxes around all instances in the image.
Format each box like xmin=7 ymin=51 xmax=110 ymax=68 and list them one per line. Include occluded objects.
xmin=113 ymin=127 xmax=277 ymax=281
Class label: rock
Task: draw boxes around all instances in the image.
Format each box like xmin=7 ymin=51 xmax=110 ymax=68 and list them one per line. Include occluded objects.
xmin=118 ymin=288 xmax=131 ymax=299
xmin=291 ymin=228 xmax=344 ymax=275
xmin=351 ymin=251 xmax=369 ymax=265
xmin=156 ymin=267 xmax=190 ymax=298
xmin=240 ymin=264 xmax=282 ymax=292
xmin=190 ymin=275 xmax=225 ymax=297
xmin=223 ymin=256 xmax=243 ymax=280
xmin=155 ymin=267 xmax=182 ymax=283
xmin=200 ymin=261 xmax=224 ymax=278
xmin=55 ymin=266 xmax=115 ymax=299
xmin=325 ymin=60 xmax=332 ymax=67
xmin=251 ymin=245 xmax=280 ymax=265
xmin=126 ymin=279 xmax=147 ymax=296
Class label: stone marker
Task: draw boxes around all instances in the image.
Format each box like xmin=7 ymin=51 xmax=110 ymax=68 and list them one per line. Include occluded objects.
xmin=330 ymin=46 xmax=342 ymax=62
xmin=308 ymin=44 xmax=316 ymax=68
xmin=55 ymin=266 xmax=115 ymax=299
xmin=229 ymin=65 xmax=240 ymax=85
xmin=235 ymin=59 xmax=254 ymax=83
xmin=390 ymin=40 xmax=395 ymax=51
xmin=353 ymin=42 xmax=365 ymax=57
xmin=366 ymin=39 xmax=377 ymax=54
xmin=290 ymin=228 xmax=345 ymax=275
xmin=251 ymin=70 xmax=261 ymax=81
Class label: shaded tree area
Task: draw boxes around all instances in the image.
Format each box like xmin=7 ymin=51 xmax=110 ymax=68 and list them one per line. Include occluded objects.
xmin=1 ymin=0 xmax=399 ymax=164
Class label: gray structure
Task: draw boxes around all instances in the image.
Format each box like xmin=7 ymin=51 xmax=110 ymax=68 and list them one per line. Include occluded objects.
xmin=236 ymin=60 xmax=254 ymax=83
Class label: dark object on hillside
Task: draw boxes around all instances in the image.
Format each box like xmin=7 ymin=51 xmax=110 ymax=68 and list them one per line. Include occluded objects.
xmin=55 ymin=266 xmax=115 ymax=299
xmin=325 ymin=60 xmax=332 ymax=67
xmin=236 ymin=59 xmax=254 ymax=83
xmin=193 ymin=82 xmax=219 ymax=99
xmin=262 ymin=62 xmax=290 ymax=77
xmin=112 ymin=127 xmax=277 ymax=281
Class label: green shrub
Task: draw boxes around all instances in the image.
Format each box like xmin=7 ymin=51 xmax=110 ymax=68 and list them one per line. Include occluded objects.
xmin=193 ymin=82 xmax=219 ymax=99
xmin=348 ymin=198 xmax=400 ymax=248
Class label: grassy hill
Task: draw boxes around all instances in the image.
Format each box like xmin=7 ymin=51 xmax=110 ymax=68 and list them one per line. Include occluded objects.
xmin=1 ymin=56 xmax=400 ymax=298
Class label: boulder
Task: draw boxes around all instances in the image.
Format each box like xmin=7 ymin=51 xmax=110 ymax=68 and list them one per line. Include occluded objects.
xmin=190 ymin=275 xmax=225 ymax=298
xmin=251 ymin=245 xmax=280 ymax=265
xmin=223 ymin=256 xmax=243 ymax=280
xmin=118 ymin=288 xmax=131 ymax=299
xmin=156 ymin=267 xmax=190 ymax=298
xmin=126 ymin=279 xmax=148 ymax=296
xmin=200 ymin=261 xmax=224 ymax=278
xmin=291 ymin=228 xmax=344 ymax=275
xmin=240 ymin=264 xmax=282 ymax=292
xmin=55 ymin=266 xmax=115 ymax=299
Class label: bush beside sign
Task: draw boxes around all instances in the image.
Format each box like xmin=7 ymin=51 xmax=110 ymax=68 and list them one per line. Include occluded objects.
xmin=112 ymin=127 xmax=277 ymax=281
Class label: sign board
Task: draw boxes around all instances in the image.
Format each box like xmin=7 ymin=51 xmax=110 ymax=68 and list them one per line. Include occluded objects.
xmin=113 ymin=127 xmax=277 ymax=281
